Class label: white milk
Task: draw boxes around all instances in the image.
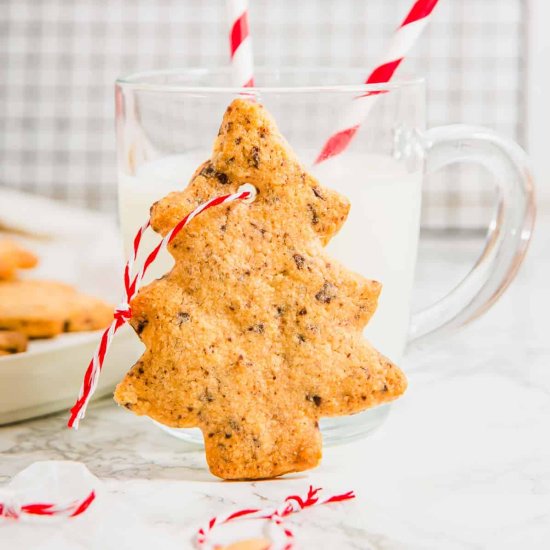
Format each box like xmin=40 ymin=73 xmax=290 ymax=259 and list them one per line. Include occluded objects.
xmin=118 ymin=152 xmax=422 ymax=362
xmin=313 ymin=155 xmax=422 ymax=362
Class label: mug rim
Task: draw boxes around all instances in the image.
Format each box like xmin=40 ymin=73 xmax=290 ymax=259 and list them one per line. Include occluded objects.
xmin=116 ymin=66 xmax=424 ymax=94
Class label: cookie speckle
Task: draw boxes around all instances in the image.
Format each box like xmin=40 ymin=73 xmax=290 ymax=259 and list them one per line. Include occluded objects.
xmin=201 ymin=390 xmax=214 ymax=403
xmin=312 ymin=187 xmax=325 ymax=200
xmin=307 ymin=204 xmax=319 ymax=225
xmin=200 ymin=163 xmax=215 ymax=177
xmin=135 ymin=317 xmax=148 ymax=334
xmin=201 ymin=163 xmax=229 ymax=185
xmin=247 ymin=323 xmax=265 ymax=334
xmin=306 ymin=394 xmax=322 ymax=406
xmin=293 ymin=253 xmax=305 ymax=270
xmin=177 ymin=312 xmax=190 ymax=324
xmin=249 ymin=146 xmax=260 ymax=168
xmin=315 ymin=282 xmax=336 ymax=304
xmin=216 ymin=172 xmax=229 ymax=185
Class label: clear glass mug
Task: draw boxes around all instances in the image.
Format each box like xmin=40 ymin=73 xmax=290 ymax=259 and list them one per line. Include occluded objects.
xmin=115 ymin=68 xmax=535 ymax=445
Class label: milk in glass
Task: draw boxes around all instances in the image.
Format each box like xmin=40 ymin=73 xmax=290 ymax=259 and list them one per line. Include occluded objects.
xmin=118 ymin=152 xmax=421 ymax=362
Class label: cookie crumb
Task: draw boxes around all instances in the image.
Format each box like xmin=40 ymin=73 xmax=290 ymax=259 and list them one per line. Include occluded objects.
xmin=292 ymin=254 xmax=305 ymax=270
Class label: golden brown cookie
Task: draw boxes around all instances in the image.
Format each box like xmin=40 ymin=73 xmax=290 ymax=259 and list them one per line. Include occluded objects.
xmin=0 ymin=239 xmax=38 ymax=280
xmin=0 ymin=330 xmax=28 ymax=354
xmin=114 ymin=98 xmax=407 ymax=480
xmin=0 ymin=280 xmax=112 ymax=338
xmin=221 ymin=539 xmax=271 ymax=550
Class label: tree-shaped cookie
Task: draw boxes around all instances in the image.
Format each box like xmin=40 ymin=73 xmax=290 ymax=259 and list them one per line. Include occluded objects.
xmin=114 ymin=99 xmax=407 ymax=480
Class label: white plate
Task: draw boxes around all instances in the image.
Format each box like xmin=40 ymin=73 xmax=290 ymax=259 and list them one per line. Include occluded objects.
xmin=0 ymin=327 xmax=142 ymax=424
xmin=0 ymin=188 xmax=143 ymax=424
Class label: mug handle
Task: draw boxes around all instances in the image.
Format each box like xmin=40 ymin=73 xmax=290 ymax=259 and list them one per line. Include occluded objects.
xmin=408 ymin=125 xmax=536 ymax=345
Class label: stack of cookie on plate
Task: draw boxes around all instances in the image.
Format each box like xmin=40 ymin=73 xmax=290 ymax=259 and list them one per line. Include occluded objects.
xmin=0 ymin=238 xmax=112 ymax=356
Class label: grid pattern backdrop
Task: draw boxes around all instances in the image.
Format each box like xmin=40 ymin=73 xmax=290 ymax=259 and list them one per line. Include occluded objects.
xmin=0 ymin=0 xmax=526 ymax=228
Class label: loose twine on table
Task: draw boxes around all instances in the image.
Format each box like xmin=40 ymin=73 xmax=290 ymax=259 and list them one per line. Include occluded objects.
xmin=196 ymin=486 xmax=356 ymax=550
xmin=0 ymin=491 xmax=96 ymax=520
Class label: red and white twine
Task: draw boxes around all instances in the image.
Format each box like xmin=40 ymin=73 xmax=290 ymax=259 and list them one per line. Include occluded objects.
xmin=0 ymin=491 xmax=96 ymax=520
xmin=68 ymin=184 xmax=257 ymax=429
xmin=196 ymin=486 xmax=356 ymax=550
xmin=228 ymin=0 xmax=254 ymax=87
xmin=314 ymin=0 xmax=440 ymax=164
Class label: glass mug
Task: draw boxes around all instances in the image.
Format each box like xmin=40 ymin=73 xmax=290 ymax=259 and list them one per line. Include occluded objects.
xmin=115 ymin=68 xmax=535 ymax=445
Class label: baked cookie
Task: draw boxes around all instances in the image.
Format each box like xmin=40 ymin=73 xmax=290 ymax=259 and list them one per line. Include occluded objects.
xmin=0 ymin=330 xmax=28 ymax=354
xmin=0 ymin=280 xmax=112 ymax=338
xmin=221 ymin=539 xmax=271 ymax=550
xmin=0 ymin=239 xmax=38 ymax=280
xmin=115 ymin=99 xmax=407 ymax=480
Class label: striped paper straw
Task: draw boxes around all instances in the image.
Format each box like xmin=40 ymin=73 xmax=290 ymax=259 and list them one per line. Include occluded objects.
xmin=227 ymin=0 xmax=254 ymax=87
xmin=314 ymin=0 xmax=440 ymax=164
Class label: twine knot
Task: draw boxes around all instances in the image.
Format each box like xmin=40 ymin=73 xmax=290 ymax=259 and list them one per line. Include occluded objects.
xmin=283 ymin=486 xmax=320 ymax=515
xmin=113 ymin=302 xmax=132 ymax=323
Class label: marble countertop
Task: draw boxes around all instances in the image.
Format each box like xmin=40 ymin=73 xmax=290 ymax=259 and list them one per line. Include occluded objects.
xmin=1 ymin=223 xmax=549 ymax=550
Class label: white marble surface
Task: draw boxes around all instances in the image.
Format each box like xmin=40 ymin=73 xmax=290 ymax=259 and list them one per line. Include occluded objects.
xmin=1 ymin=224 xmax=549 ymax=549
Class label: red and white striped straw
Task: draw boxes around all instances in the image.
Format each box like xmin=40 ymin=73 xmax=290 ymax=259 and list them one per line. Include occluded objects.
xmin=314 ymin=0 xmax=440 ymax=164
xmin=196 ymin=486 xmax=355 ymax=550
xmin=227 ymin=0 xmax=254 ymax=87
xmin=68 ymin=184 xmax=257 ymax=429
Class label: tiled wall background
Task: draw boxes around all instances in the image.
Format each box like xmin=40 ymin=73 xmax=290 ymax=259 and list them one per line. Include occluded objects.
xmin=0 ymin=0 xmax=526 ymax=228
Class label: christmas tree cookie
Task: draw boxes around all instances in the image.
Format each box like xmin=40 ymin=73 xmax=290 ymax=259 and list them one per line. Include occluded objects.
xmin=114 ymin=98 xmax=407 ymax=479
